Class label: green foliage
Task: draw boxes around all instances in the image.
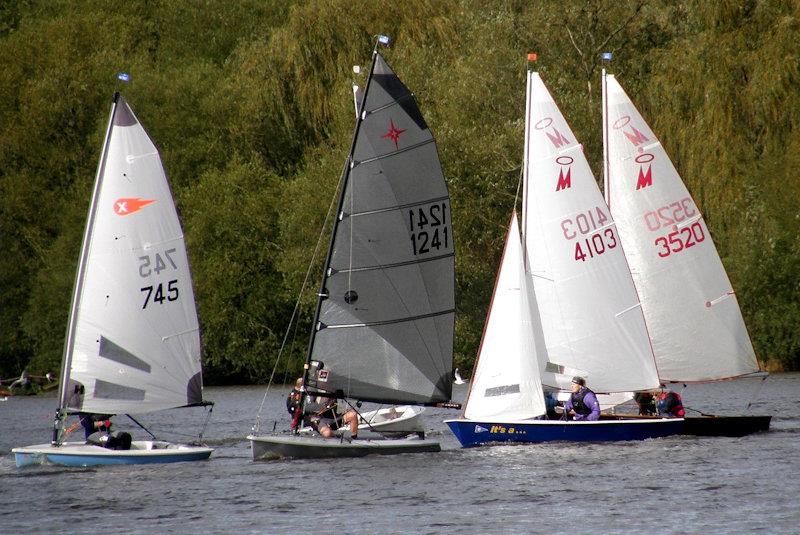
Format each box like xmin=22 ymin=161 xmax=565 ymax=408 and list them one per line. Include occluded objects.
xmin=181 ymin=157 xmax=287 ymax=383
xmin=2 ymin=0 xmax=799 ymax=383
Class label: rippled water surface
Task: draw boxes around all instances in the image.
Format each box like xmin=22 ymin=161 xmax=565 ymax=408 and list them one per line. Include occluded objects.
xmin=2 ymin=374 xmax=798 ymax=534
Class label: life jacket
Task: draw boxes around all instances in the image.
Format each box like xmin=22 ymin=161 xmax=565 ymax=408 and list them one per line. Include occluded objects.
xmin=286 ymin=388 xmax=302 ymax=416
xmin=657 ymin=391 xmax=685 ymax=417
xmin=570 ymin=388 xmax=594 ymax=416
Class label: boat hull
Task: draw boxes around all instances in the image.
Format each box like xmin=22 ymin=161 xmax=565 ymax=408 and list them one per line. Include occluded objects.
xmin=12 ymin=441 xmax=213 ymax=467
xmin=682 ymin=415 xmax=771 ymax=437
xmin=247 ymin=434 xmax=440 ymax=460
xmin=445 ymin=417 xmax=683 ymax=447
xmin=358 ymin=405 xmax=424 ymax=435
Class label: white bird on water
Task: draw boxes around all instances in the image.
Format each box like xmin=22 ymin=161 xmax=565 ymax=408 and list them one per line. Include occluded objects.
xmin=454 ymin=368 xmax=466 ymax=385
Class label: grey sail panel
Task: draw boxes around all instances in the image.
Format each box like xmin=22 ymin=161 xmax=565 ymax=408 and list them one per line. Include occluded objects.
xmin=311 ymin=313 xmax=455 ymax=403
xmin=310 ymin=53 xmax=454 ymax=405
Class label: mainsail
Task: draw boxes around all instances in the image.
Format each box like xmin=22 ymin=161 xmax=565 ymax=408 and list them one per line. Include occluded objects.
xmin=306 ymin=52 xmax=454 ymax=405
xmin=464 ymin=213 xmax=546 ymax=420
xmin=58 ymin=94 xmax=203 ymax=417
xmin=602 ymin=73 xmax=758 ymax=382
xmin=523 ymin=71 xmax=659 ymax=393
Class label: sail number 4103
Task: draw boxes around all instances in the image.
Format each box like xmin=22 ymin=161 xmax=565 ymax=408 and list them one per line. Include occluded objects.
xmin=409 ymin=202 xmax=451 ymax=255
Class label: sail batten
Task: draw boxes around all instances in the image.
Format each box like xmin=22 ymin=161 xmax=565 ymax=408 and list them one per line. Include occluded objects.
xmin=307 ymin=52 xmax=454 ymax=405
xmin=334 ymin=252 xmax=454 ymax=274
xmin=321 ymin=308 xmax=456 ymax=330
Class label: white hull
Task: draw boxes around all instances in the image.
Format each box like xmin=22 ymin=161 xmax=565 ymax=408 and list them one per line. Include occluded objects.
xmin=13 ymin=441 xmax=213 ymax=467
xmin=358 ymin=405 xmax=424 ymax=434
xmin=248 ymin=434 xmax=440 ymax=460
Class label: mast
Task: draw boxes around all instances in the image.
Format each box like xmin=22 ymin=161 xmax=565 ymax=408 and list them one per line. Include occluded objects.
xmin=52 ymin=93 xmax=119 ymax=445
xmin=301 ymin=38 xmax=385 ymax=398
xmin=601 ymin=52 xmax=612 ymax=207
xmin=521 ymin=53 xmax=535 ymax=268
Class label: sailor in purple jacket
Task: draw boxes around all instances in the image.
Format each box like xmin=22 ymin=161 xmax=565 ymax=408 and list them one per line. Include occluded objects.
xmin=563 ymin=376 xmax=600 ymax=421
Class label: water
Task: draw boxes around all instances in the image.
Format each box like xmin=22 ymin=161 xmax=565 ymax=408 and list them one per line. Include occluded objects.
xmin=2 ymin=374 xmax=799 ymax=534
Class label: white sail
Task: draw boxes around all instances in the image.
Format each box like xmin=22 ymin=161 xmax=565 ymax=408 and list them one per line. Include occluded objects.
xmin=603 ymin=73 xmax=758 ymax=382
xmin=464 ymin=214 xmax=546 ymax=420
xmin=61 ymin=95 xmax=203 ymax=415
xmin=522 ymin=71 xmax=659 ymax=393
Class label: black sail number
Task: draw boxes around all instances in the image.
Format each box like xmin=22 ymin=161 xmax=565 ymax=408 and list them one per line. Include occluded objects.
xmin=141 ymin=279 xmax=180 ymax=309
xmin=409 ymin=202 xmax=451 ymax=255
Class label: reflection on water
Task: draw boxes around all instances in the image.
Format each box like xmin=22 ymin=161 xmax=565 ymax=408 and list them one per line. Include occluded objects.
xmin=1 ymin=375 xmax=798 ymax=534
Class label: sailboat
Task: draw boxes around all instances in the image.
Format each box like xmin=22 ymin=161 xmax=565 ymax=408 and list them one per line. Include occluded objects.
xmin=601 ymin=68 xmax=771 ymax=436
xmin=14 ymin=93 xmax=213 ymax=467
xmin=248 ymin=36 xmax=456 ymax=459
xmin=445 ymin=58 xmax=683 ymax=447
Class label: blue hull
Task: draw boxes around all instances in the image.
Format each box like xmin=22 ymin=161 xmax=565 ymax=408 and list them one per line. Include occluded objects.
xmin=445 ymin=418 xmax=683 ymax=447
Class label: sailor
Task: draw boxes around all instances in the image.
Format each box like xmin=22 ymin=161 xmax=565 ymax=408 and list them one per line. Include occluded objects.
xmin=563 ymin=376 xmax=600 ymax=421
xmin=79 ymin=413 xmax=113 ymax=439
xmin=656 ymin=389 xmax=685 ymax=418
xmin=78 ymin=413 xmax=132 ymax=450
xmin=634 ymin=391 xmax=657 ymax=416
xmin=286 ymin=378 xmax=304 ymax=428
xmin=306 ymin=396 xmax=359 ymax=440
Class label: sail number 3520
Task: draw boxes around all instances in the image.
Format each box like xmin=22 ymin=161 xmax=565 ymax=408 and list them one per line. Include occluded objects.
xmin=409 ymin=202 xmax=451 ymax=255
xmin=138 ymin=248 xmax=180 ymax=309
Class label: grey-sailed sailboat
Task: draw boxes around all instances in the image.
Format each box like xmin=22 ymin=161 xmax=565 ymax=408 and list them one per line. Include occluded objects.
xmin=248 ymin=36 xmax=457 ymax=460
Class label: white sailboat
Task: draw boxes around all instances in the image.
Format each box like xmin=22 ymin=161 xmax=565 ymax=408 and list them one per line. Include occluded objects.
xmin=249 ymin=36 xmax=456 ymax=459
xmin=446 ymin=58 xmax=682 ymax=447
xmin=601 ymin=68 xmax=771 ymax=436
xmin=14 ymin=93 xmax=213 ymax=467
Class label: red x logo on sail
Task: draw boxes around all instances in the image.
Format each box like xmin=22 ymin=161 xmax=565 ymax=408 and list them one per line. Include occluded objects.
xmin=114 ymin=197 xmax=155 ymax=216
xmin=382 ymin=118 xmax=406 ymax=149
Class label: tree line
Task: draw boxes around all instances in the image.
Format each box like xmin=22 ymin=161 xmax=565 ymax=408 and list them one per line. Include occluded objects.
xmin=1 ymin=0 xmax=798 ymax=385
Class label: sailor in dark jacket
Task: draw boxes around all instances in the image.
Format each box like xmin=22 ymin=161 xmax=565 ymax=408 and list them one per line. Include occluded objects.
xmin=563 ymin=376 xmax=600 ymax=421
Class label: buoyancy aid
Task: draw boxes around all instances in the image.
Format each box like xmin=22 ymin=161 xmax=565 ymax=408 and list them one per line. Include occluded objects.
xmin=657 ymin=391 xmax=685 ymax=417
xmin=570 ymin=388 xmax=595 ymax=416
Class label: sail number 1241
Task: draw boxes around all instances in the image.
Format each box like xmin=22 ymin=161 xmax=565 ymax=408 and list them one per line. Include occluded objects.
xmin=409 ymin=202 xmax=451 ymax=255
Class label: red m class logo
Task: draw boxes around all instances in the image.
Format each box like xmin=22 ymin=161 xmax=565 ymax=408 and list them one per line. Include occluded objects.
xmin=555 ymin=156 xmax=573 ymax=191
xmin=534 ymin=117 xmax=570 ymax=149
xmin=613 ymin=115 xmax=649 ymax=148
xmin=635 ymin=153 xmax=654 ymax=190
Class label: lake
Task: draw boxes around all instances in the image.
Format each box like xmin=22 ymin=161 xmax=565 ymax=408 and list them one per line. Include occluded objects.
xmin=1 ymin=373 xmax=798 ymax=534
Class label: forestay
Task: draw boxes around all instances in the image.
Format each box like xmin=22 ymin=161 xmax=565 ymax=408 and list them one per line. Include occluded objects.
xmin=59 ymin=95 xmax=203 ymax=416
xmin=603 ymin=74 xmax=758 ymax=382
xmin=308 ymin=52 xmax=455 ymax=405
xmin=522 ymin=72 xmax=659 ymax=393
xmin=464 ymin=214 xmax=546 ymax=420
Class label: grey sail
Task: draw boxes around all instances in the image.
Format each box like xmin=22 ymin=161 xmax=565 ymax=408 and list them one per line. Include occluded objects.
xmin=308 ymin=53 xmax=454 ymax=405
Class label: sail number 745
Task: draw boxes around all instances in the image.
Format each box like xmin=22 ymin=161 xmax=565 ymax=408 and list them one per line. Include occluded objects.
xmin=138 ymin=248 xmax=180 ymax=309
xmin=409 ymin=202 xmax=451 ymax=255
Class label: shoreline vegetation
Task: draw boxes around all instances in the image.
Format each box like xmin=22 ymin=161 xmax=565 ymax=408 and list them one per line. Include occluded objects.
xmin=2 ymin=1 xmax=798 ymax=385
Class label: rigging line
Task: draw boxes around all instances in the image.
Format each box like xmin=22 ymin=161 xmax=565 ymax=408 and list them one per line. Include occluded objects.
xmin=252 ymin=161 xmax=345 ymax=430
xmin=126 ymin=414 xmax=157 ymax=440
